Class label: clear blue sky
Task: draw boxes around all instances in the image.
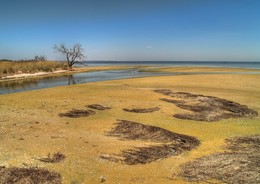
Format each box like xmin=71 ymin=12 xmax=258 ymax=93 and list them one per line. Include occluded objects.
xmin=0 ymin=0 xmax=259 ymax=61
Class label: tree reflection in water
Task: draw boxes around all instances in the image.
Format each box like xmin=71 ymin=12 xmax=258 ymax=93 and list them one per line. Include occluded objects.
xmin=68 ymin=75 xmax=76 ymax=85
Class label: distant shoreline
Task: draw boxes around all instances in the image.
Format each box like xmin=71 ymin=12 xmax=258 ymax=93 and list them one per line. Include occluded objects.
xmin=85 ymin=61 xmax=260 ymax=69
xmin=1 ymin=65 xmax=259 ymax=82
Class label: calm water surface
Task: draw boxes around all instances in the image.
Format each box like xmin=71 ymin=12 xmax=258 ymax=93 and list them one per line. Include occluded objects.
xmin=1 ymin=61 xmax=260 ymax=94
xmin=0 ymin=69 xmax=171 ymax=94
xmin=86 ymin=61 xmax=260 ymax=69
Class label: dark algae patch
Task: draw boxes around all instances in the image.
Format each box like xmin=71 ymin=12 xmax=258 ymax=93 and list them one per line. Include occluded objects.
xmin=38 ymin=152 xmax=66 ymax=163
xmin=59 ymin=109 xmax=95 ymax=118
xmin=180 ymin=135 xmax=260 ymax=184
xmin=101 ymin=120 xmax=200 ymax=165
xmin=87 ymin=104 xmax=111 ymax=110
xmin=123 ymin=107 xmax=160 ymax=113
xmin=155 ymin=89 xmax=258 ymax=122
xmin=0 ymin=166 xmax=61 ymax=184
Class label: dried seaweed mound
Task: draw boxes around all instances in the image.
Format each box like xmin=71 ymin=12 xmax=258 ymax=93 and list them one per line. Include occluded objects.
xmin=102 ymin=120 xmax=200 ymax=165
xmin=0 ymin=166 xmax=61 ymax=184
xmin=87 ymin=104 xmax=111 ymax=110
xmin=120 ymin=144 xmax=179 ymax=165
xmin=123 ymin=107 xmax=160 ymax=113
xmin=59 ymin=109 xmax=95 ymax=118
xmin=180 ymin=135 xmax=260 ymax=184
xmin=107 ymin=120 xmax=199 ymax=146
xmin=155 ymin=89 xmax=258 ymax=122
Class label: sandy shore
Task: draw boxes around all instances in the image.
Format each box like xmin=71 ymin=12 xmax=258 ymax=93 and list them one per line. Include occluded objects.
xmin=0 ymin=67 xmax=259 ymax=183
xmin=0 ymin=70 xmax=68 ymax=80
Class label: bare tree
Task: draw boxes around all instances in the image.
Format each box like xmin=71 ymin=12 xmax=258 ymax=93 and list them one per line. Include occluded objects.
xmin=54 ymin=43 xmax=86 ymax=70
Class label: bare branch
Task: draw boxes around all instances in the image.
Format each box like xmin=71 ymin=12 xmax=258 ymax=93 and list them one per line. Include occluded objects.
xmin=54 ymin=43 xmax=86 ymax=70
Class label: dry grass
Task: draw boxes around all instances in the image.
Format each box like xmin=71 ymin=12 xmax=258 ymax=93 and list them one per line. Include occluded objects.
xmin=155 ymin=89 xmax=258 ymax=122
xmin=226 ymin=135 xmax=260 ymax=152
xmin=102 ymin=120 xmax=200 ymax=165
xmin=180 ymin=135 xmax=260 ymax=184
xmin=0 ymin=166 xmax=61 ymax=184
xmin=107 ymin=120 xmax=199 ymax=144
xmin=0 ymin=61 xmax=66 ymax=77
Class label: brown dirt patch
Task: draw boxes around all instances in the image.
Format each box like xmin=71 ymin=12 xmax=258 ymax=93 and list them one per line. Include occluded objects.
xmin=101 ymin=120 xmax=200 ymax=165
xmin=87 ymin=104 xmax=111 ymax=110
xmin=123 ymin=107 xmax=160 ymax=113
xmin=38 ymin=152 xmax=66 ymax=163
xmin=155 ymin=89 xmax=258 ymax=122
xmin=59 ymin=109 xmax=95 ymax=118
xmin=0 ymin=166 xmax=61 ymax=184
xmin=180 ymin=135 xmax=260 ymax=184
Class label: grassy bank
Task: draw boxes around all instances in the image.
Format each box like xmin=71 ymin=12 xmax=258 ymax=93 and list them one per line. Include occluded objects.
xmin=0 ymin=67 xmax=259 ymax=183
xmin=0 ymin=60 xmax=67 ymax=77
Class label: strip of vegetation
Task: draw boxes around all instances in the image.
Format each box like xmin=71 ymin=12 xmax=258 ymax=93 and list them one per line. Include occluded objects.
xmin=0 ymin=60 xmax=66 ymax=77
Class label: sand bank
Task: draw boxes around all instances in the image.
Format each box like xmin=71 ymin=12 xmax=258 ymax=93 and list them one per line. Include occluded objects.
xmin=0 ymin=68 xmax=259 ymax=183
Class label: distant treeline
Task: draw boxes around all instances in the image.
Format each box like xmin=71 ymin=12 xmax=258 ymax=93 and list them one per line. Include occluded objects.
xmin=0 ymin=55 xmax=48 ymax=62
xmin=0 ymin=59 xmax=13 ymax=61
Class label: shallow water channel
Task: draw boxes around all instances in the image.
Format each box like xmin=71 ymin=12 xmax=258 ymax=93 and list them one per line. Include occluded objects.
xmin=1 ymin=69 xmax=259 ymax=94
xmin=0 ymin=69 xmax=171 ymax=94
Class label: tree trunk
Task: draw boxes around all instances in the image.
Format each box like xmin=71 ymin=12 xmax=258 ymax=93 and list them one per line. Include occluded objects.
xmin=66 ymin=59 xmax=74 ymax=71
xmin=67 ymin=65 xmax=73 ymax=71
xmin=67 ymin=66 xmax=72 ymax=71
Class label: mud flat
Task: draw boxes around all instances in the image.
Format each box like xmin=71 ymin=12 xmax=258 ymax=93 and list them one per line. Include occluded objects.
xmin=0 ymin=67 xmax=259 ymax=183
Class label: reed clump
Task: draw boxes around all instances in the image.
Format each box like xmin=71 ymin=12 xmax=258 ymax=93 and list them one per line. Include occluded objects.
xmin=0 ymin=60 xmax=67 ymax=77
